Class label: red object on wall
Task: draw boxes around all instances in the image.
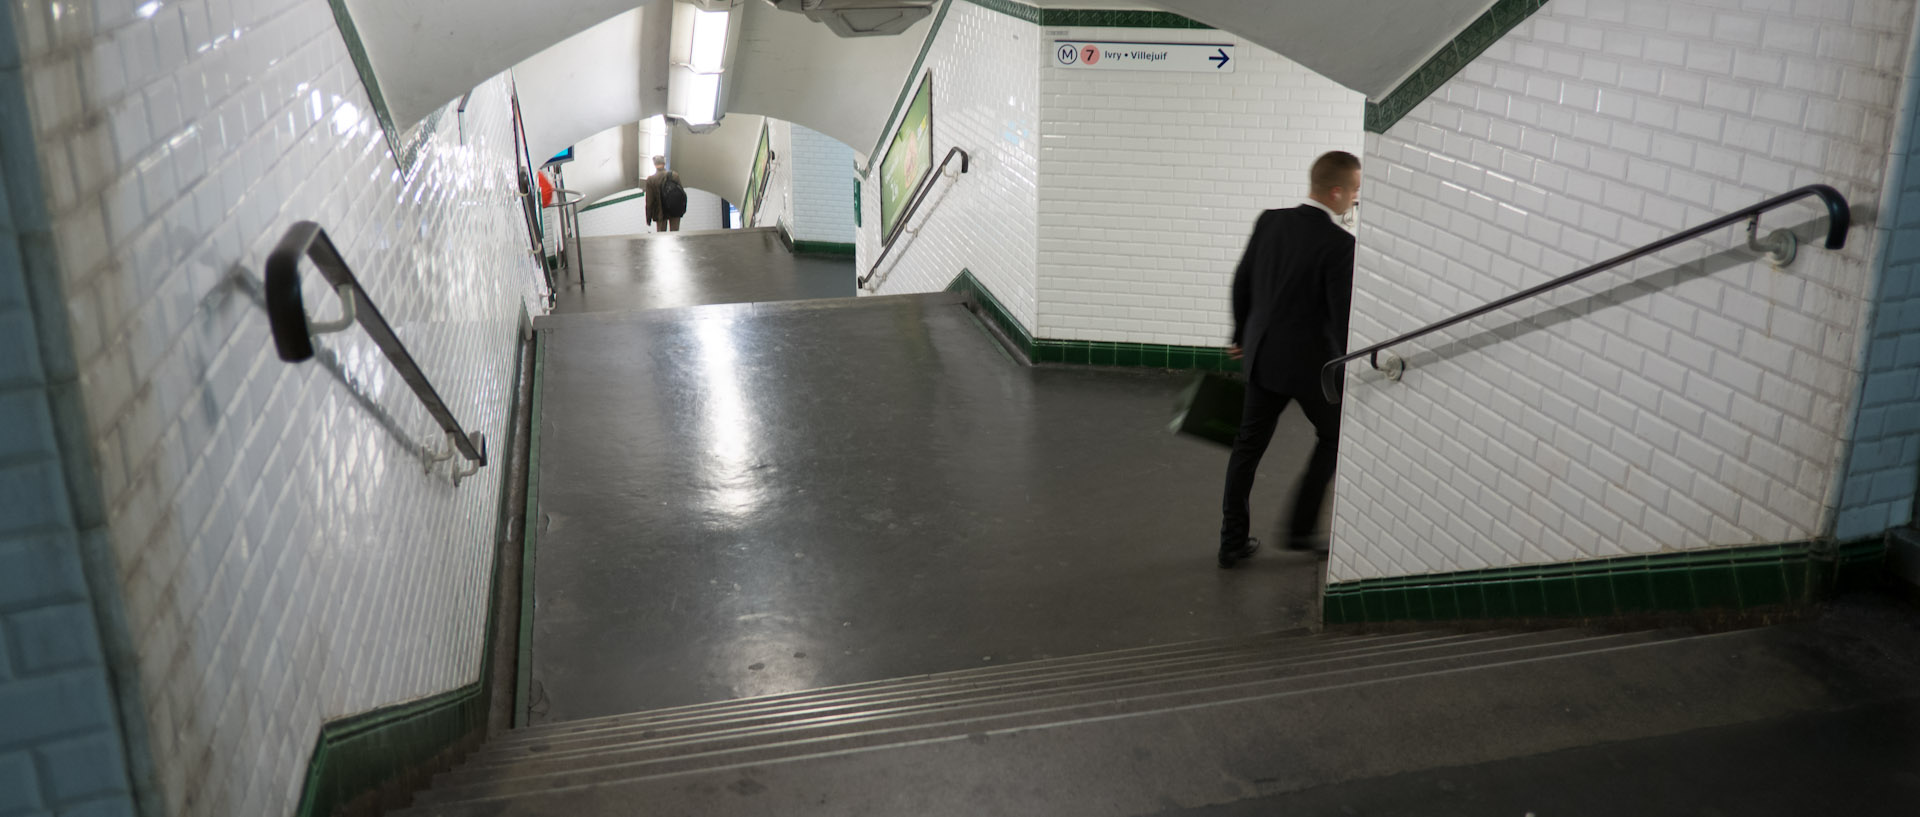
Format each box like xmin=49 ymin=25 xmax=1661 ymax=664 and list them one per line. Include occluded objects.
xmin=537 ymin=169 xmax=556 ymax=207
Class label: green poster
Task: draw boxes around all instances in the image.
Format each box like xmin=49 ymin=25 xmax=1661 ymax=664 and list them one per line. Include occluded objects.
xmin=741 ymin=122 xmax=771 ymax=227
xmin=879 ymin=73 xmax=934 ymax=244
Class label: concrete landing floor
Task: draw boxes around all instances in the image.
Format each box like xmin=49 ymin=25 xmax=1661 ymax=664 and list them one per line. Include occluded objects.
xmin=552 ymin=228 xmax=854 ymax=314
xmin=1161 ymin=699 xmax=1920 ymax=816
xmin=528 ymin=293 xmax=1327 ymax=723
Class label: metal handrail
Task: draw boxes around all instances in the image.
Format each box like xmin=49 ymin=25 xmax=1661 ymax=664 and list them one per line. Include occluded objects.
xmin=1320 ymin=184 xmax=1852 ymax=402
xmin=266 ymin=221 xmax=488 ymax=472
xmin=859 ymin=146 xmax=971 ymax=289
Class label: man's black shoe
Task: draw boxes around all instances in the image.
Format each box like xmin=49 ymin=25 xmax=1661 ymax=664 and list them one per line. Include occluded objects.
xmin=1219 ymin=537 xmax=1261 ymax=569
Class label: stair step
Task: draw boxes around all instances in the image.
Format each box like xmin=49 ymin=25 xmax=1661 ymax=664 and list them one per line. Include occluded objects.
xmin=392 ymin=625 xmax=1892 ymax=817
xmin=485 ymin=630 xmax=1466 ymax=752
xmin=506 ymin=628 xmax=1339 ymax=738
xmin=472 ymin=631 xmax=1519 ymax=761
xmin=410 ymin=630 xmax=1659 ymax=806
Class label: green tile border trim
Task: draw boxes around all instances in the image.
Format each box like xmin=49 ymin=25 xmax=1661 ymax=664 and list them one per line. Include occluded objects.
xmin=1323 ymin=538 xmax=1892 ymax=625
xmin=946 ymin=270 xmax=1243 ymax=372
xmin=292 ymin=683 xmax=486 ymax=817
xmin=579 ymin=191 xmax=643 ymax=213
xmin=1365 ymin=0 xmax=1549 ymax=134
xmin=964 ymin=0 xmax=1041 ymax=24
xmin=516 ymin=333 xmax=545 ymax=729
xmin=947 ymin=269 xmax=1036 ymax=360
xmin=867 ymin=0 xmax=957 ymax=173
xmin=325 ymin=0 xmax=441 ymax=174
xmin=294 ymin=327 xmax=534 ymax=816
xmin=965 ymin=0 xmax=1210 ymax=29
xmin=793 ymin=240 xmax=856 ymax=256
xmin=1036 ymin=8 xmax=1211 ymax=29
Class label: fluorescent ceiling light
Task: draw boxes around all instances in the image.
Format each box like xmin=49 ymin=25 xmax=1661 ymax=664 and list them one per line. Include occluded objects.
xmin=689 ymin=9 xmax=729 ymax=73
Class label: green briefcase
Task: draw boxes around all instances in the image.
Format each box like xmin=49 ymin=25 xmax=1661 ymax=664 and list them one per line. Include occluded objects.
xmin=1169 ymin=373 xmax=1245 ymax=447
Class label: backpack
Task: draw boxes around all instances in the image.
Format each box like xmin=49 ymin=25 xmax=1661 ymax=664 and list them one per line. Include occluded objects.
xmin=658 ymin=174 xmax=688 ymax=219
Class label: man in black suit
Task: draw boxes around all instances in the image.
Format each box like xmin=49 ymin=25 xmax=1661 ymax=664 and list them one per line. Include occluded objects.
xmin=1218 ymin=151 xmax=1360 ymax=569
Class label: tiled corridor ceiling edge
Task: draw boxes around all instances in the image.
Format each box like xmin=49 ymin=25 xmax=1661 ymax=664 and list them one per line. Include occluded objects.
xmin=324 ymin=0 xmax=448 ymax=173
xmin=1365 ymin=0 xmax=1552 ymax=133
xmin=905 ymin=0 xmax=1550 ymax=140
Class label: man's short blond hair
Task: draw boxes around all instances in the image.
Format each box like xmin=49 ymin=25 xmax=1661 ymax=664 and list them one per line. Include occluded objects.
xmin=1310 ymin=151 xmax=1362 ymax=194
xmin=653 ymin=154 xmax=667 ymax=168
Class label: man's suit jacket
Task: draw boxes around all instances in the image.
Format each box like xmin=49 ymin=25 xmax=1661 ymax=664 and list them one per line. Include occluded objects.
xmin=1231 ymin=205 xmax=1356 ymax=396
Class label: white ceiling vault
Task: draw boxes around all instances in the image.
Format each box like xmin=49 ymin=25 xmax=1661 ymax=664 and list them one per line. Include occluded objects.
xmin=342 ymin=0 xmax=1500 ymax=177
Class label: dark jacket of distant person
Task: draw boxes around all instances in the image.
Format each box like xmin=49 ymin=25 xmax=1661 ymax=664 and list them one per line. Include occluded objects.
xmin=1230 ymin=205 xmax=1356 ymax=397
xmin=643 ymin=169 xmax=681 ymax=224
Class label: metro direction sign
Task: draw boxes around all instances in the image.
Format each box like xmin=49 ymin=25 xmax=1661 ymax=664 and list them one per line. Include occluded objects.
xmin=1051 ymin=40 xmax=1235 ymax=73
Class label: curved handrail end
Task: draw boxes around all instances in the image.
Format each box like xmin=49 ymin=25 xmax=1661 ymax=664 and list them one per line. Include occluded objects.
xmin=265 ymin=222 xmax=324 ymax=362
xmin=1810 ymin=183 xmax=1850 ymax=250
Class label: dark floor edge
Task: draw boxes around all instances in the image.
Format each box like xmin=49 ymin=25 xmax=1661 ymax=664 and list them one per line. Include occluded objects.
xmin=946 ymin=270 xmax=1244 ymax=372
xmin=579 ymin=226 xmax=780 ymax=242
xmin=1891 ymin=526 xmax=1920 ymax=588
xmin=294 ymin=315 xmax=538 ymax=817
xmin=486 ymin=324 xmax=538 ymax=737
xmin=515 ymin=334 xmax=546 ymax=730
xmin=1323 ymin=538 xmax=1892 ymax=625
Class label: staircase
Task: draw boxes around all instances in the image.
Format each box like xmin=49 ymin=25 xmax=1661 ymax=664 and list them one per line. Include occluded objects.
xmin=390 ymin=611 xmax=1920 ymax=816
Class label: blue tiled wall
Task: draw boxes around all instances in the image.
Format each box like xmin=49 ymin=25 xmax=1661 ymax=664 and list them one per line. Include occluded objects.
xmin=1837 ymin=20 xmax=1920 ymax=542
xmin=0 ymin=4 xmax=141 ymax=816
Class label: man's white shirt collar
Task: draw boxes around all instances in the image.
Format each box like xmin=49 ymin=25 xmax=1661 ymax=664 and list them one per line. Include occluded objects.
xmin=1301 ymin=198 xmax=1336 ymax=218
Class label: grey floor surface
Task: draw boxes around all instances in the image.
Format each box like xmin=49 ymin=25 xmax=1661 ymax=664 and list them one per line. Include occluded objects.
xmin=528 ymin=236 xmax=1328 ymax=723
xmin=1156 ymin=698 xmax=1920 ymax=816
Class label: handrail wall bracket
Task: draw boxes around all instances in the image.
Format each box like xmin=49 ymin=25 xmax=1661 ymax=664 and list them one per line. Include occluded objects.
xmin=306 ymin=285 xmax=359 ymax=335
xmin=1747 ymin=213 xmax=1798 ymax=268
xmin=266 ymin=221 xmax=490 ymax=474
xmin=1319 ymin=183 xmax=1851 ymax=403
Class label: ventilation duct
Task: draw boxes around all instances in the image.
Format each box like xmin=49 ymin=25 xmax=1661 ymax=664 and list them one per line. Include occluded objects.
xmin=762 ymin=0 xmax=936 ymax=37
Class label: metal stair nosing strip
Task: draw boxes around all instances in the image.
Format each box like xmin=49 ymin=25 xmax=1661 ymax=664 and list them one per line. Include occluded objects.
xmin=483 ymin=631 xmax=1483 ymax=752
xmin=411 ymin=631 xmax=1668 ymax=805
xmin=502 ymin=628 xmax=1342 ymax=739
xmin=446 ymin=631 xmax=1578 ymax=782
xmin=469 ymin=631 xmax=1532 ymax=762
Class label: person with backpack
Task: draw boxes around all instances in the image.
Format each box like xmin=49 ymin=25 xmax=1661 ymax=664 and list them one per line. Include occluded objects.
xmin=645 ymin=154 xmax=689 ymax=232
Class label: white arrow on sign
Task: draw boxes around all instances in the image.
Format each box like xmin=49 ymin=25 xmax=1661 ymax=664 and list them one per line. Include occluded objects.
xmin=1052 ymin=41 xmax=1236 ymax=74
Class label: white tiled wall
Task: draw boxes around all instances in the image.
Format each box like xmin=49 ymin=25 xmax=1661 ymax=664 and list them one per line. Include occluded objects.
xmin=1836 ymin=5 xmax=1920 ymax=541
xmin=1035 ymin=28 xmax=1364 ymax=347
xmin=1330 ymin=0 xmax=1914 ymax=582
xmin=856 ymin=0 xmax=1041 ymax=329
xmin=1 ymin=4 xmax=140 ymax=811
xmin=10 ymin=1 xmax=543 ymax=815
xmin=790 ymin=122 xmax=855 ymax=244
xmin=683 ymin=187 xmax=727 ymax=232
xmin=578 ymin=186 xmax=728 ymax=236
xmin=577 ymin=189 xmax=646 ymax=237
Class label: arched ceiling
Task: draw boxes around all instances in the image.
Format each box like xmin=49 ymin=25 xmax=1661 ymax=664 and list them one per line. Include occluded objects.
xmin=727 ymin=3 xmax=932 ymax=158
xmin=343 ymin=0 xmax=659 ymax=130
xmin=347 ymin=0 xmax=1498 ymax=154
xmin=514 ymin=6 xmax=671 ymax=167
xmin=670 ymin=115 xmax=768 ymax=205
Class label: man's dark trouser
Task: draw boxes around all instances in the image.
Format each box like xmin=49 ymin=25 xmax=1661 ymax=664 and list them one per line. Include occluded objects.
xmin=1219 ymin=380 xmax=1341 ymax=554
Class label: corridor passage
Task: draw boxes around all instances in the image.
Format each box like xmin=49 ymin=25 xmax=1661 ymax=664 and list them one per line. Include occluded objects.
xmin=553 ymin=228 xmax=856 ymax=314
xmin=526 ymin=233 xmax=1325 ymax=724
